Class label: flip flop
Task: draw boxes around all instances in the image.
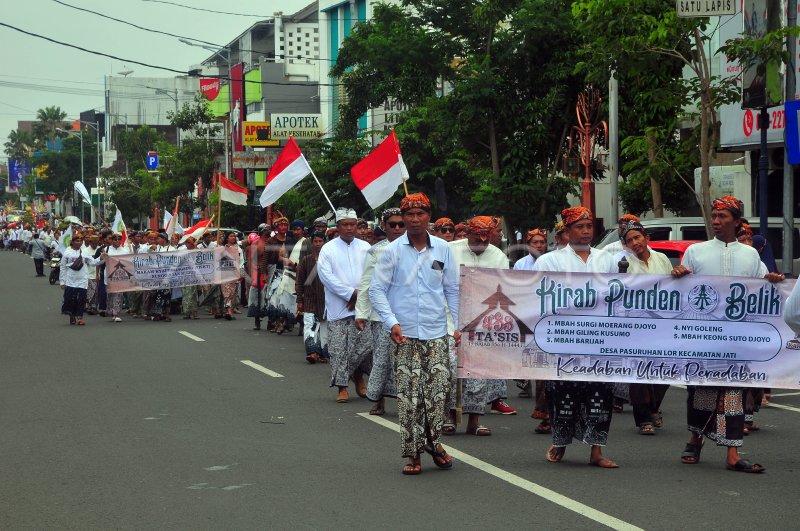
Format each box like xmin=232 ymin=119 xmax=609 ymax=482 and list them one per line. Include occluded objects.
xmin=589 ymin=457 xmax=619 ymax=468
xmin=402 ymin=463 xmax=422 ymax=475
xmin=534 ymin=421 xmax=552 ymax=434
xmin=727 ymin=460 xmax=765 ymax=473
xmin=369 ymin=407 xmax=385 ymax=416
xmin=681 ymin=442 xmax=703 ymax=464
xmin=639 ymin=423 xmax=656 ymax=435
xmin=442 ymin=423 xmax=456 ymax=435
xmin=545 ymin=446 xmax=565 ymax=463
xmin=423 ymin=444 xmax=453 ymax=469
xmin=466 ymin=425 xmax=491 ymax=436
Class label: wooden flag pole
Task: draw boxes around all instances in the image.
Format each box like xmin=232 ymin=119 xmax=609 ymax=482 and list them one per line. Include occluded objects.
xmin=216 ymin=174 xmax=223 ymax=241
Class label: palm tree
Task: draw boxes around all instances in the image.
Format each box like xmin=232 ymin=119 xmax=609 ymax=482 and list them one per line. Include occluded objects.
xmin=3 ymin=129 xmax=34 ymax=161
xmin=34 ymin=105 xmax=69 ymax=142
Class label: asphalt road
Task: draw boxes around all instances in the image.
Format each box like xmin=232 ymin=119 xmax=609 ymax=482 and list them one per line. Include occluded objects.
xmin=1 ymin=250 xmax=798 ymax=530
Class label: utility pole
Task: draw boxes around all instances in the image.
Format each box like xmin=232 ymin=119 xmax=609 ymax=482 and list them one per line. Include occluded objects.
xmin=608 ymin=72 xmax=619 ymax=222
xmin=784 ymin=0 xmax=797 ymax=275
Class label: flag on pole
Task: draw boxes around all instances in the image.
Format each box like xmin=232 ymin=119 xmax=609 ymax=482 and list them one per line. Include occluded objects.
xmin=350 ymin=130 xmax=410 ymax=209
xmin=220 ymin=174 xmax=248 ymax=205
xmin=259 ymin=137 xmax=312 ymax=207
xmin=111 ymin=208 xmax=128 ymax=247
xmin=179 ymin=218 xmax=213 ymax=243
xmin=57 ymin=225 xmax=73 ymax=253
xmin=163 ymin=206 xmax=184 ymax=238
xmin=74 ymin=181 xmax=92 ymax=205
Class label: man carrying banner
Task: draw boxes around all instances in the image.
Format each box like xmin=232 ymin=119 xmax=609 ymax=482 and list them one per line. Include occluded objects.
xmin=369 ymin=192 xmax=459 ymax=475
xmin=618 ymin=220 xmax=673 ymax=435
xmin=533 ymin=206 xmax=619 ymax=468
xmin=317 ymin=207 xmax=371 ymax=403
xmin=446 ymin=216 xmax=516 ymax=437
xmin=355 ymin=207 xmax=406 ymax=415
xmin=672 ymin=196 xmax=784 ymax=473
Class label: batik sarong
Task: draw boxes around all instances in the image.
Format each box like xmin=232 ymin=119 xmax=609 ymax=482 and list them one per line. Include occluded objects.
xmin=548 ymin=381 xmax=614 ymax=447
xmin=366 ymin=321 xmax=396 ymax=401
xmin=630 ymin=383 xmax=669 ymax=427
xmin=247 ymin=285 xmax=267 ymax=318
xmin=181 ymin=285 xmax=199 ymax=316
xmin=393 ymin=337 xmax=451 ymax=458
xmin=106 ymin=292 xmax=123 ymax=316
xmin=327 ymin=317 xmax=371 ymax=387
xmin=62 ymin=286 xmax=87 ymax=318
xmin=303 ymin=312 xmax=329 ymax=359
xmin=687 ymin=386 xmax=744 ymax=447
xmin=744 ymin=388 xmax=764 ymax=425
xmin=222 ymin=281 xmax=238 ymax=309
xmin=447 ymin=336 xmax=489 ymax=415
xmin=86 ymin=279 xmax=98 ymax=313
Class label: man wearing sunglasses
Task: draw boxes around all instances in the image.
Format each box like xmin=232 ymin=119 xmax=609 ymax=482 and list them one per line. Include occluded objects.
xmin=432 ymin=218 xmax=455 ymax=242
xmin=355 ymin=207 xmax=406 ymax=416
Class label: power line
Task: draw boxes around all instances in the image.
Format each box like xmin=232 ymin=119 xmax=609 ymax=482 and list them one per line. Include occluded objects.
xmin=52 ymin=0 xmax=222 ymax=49
xmin=0 ymin=21 xmax=188 ymax=75
xmin=139 ymin=0 xmax=277 ymax=17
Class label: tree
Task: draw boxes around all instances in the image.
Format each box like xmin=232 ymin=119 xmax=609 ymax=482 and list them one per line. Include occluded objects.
xmin=330 ymin=0 xmax=582 ymax=229
xmin=4 ymin=129 xmax=35 ymax=162
xmin=34 ymin=106 xmax=68 ymax=142
xmin=107 ymin=170 xmax=158 ymax=229
xmin=117 ymin=126 xmax=164 ymax=174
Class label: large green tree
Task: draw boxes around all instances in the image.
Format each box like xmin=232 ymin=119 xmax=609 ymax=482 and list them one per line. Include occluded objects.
xmin=34 ymin=105 xmax=69 ymax=142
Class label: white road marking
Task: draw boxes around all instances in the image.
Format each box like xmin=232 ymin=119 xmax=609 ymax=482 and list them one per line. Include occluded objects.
xmin=178 ymin=330 xmax=205 ymax=342
xmin=240 ymin=360 xmax=284 ymax=378
xmin=359 ymin=413 xmax=643 ymax=531
xmin=769 ymin=391 xmax=800 ymax=398
xmin=766 ymin=402 xmax=800 ymax=413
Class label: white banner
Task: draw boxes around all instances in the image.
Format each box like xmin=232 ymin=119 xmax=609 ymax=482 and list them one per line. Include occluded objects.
xmin=458 ymin=268 xmax=800 ymax=389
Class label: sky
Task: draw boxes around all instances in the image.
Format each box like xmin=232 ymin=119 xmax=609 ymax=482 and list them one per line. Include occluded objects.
xmin=0 ymin=0 xmax=311 ymax=153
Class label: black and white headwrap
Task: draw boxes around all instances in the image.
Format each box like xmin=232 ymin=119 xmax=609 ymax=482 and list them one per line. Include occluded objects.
xmin=382 ymin=207 xmax=402 ymax=222
xmin=620 ymin=220 xmax=646 ymax=243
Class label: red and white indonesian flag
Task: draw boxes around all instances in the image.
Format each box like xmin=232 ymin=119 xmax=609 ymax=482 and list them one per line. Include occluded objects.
xmin=111 ymin=208 xmax=128 ymax=247
xmin=220 ymin=174 xmax=248 ymax=206
xmin=259 ymin=137 xmax=312 ymax=207
xmin=180 ymin=219 xmax=212 ymax=242
xmin=351 ymin=130 xmax=410 ymax=209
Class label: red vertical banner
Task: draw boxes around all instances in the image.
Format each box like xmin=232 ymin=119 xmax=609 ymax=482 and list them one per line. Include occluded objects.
xmin=230 ymin=63 xmax=245 ymax=185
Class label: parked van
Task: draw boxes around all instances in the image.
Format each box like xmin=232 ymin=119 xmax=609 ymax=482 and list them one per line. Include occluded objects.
xmin=595 ymin=217 xmax=800 ymax=274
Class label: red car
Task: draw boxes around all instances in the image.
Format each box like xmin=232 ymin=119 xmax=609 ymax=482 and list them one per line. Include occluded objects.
xmin=647 ymin=240 xmax=703 ymax=267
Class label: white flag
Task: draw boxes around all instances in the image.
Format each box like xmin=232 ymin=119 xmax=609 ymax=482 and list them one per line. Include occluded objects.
xmin=74 ymin=181 xmax=92 ymax=205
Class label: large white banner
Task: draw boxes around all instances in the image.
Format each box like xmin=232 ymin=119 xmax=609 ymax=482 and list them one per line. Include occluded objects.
xmin=106 ymin=247 xmax=241 ymax=293
xmin=457 ymin=268 xmax=800 ymax=389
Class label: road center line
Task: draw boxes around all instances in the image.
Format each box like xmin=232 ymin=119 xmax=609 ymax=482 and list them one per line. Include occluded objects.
xmin=358 ymin=413 xmax=642 ymax=531
xmin=240 ymin=360 xmax=284 ymax=378
xmin=178 ymin=330 xmax=205 ymax=342
xmin=766 ymin=402 xmax=800 ymax=413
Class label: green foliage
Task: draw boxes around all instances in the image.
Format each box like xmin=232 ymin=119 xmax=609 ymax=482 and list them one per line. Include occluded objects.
xmin=107 ymin=169 xmax=159 ymax=228
xmin=117 ymin=126 xmax=165 ymax=174
xmin=34 ymin=105 xmax=68 ymax=142
xmin=167 ymin=93 xmax=221 ymax=136
xmin=4 ymin=129 xmax=35 ymax=161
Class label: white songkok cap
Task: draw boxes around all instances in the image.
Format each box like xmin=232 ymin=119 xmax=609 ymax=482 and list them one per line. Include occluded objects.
xmin=335 ymin=208 xmax=357 ymax=222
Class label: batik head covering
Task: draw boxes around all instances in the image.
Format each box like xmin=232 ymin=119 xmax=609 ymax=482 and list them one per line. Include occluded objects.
xmin=158 ymin=232 xmax=169 ymax=241
xmin=561 ymin=206 xmax=593 ymax=226
xmin=313 ymin=216 xmax=328 ymax=227
xmin=400 ymin=193 xmax=431 ymax=213
xmin=272 ymin=216 xmax=289 ymax=228
xmin=525 ymin=228 xmax=547 ymax=242
xmin=312 ymin=231 xmax=327 ymax=240
xmin=618 ymin=213 xmax=640 ymax=226
xmin=712 ymin=195 xmax=744 ymax=217
xmin=433 ymin=217 xmax=454 ymax=230
xmin=455 ymin=223 xmax=467 ymax=234
xmin=356 ymin=218 xmax=368 ymax=228
xmin=467 ymin=216 xmax=495 ymax=237
xmin=737 ymin=222 xmax=753 ymax=239
xmin=620 ymin=220 xmax=646 ymax=242
xmin=382 ymin=207 xmax=402 ymax=221
xmin=554 ymin=221 xmax=566 ymax=235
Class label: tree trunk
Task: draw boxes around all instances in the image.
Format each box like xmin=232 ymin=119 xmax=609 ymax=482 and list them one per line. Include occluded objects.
xmin=488 ymin=113 xmax=500 ymax=177
xmin=646 ymin=130 xmax=664 ymax=218
xmin=693 ymin=28 xmax=714 ymax=239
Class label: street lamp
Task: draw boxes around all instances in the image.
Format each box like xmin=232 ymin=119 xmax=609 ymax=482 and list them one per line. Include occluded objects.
xmin=80 ymin=121 xmax=102 ymax=220
xmin=146 ymin=85 xmax=181 ymax=148
xmin=57 ymin=128 xmax=83 ymax=219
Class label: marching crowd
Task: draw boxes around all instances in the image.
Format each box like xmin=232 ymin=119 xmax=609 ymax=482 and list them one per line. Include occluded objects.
xmin=4 ymin=191 xmax=800 ymax=476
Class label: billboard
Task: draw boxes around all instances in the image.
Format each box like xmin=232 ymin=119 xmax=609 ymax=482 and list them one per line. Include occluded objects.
xmin=740 ymin=0 xmax=783 ymax=109
xmin=270 ymin=114 xmax=326 ymax=139
xmin=242 ymin=121 xmax=280 ymax=147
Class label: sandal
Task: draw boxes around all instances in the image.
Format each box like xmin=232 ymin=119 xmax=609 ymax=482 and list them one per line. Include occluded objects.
xmin=442 ymin=422 xmax=456 ymax=435
xmin=545 ymin=446 xmax=565 ymax=463
xmin=466 ymin=425 xmax=491 ymax=436
xmin=681 ymin=441 xmax=704 ymax=464
xmin=306 ymin=353 xmax=319 ymax=364
xmin=589 ymin=457 xmax=619 ymax=468
xmin=726 ymin=459 xmax=765 ymax=473
xmin=639 ymin=423 xmax=656 ymax=435
xmin=653 ymin=413 xmax=663 ymax=428
xmin=534 ymin=421 xmax=552 ymax=434
xmin=76 ymin=319 xmax=85 ymax=326
xmin=369 ymin=407 xmax=385 ymax=416
xmin=423 ymin=444 xmax=453 ymax=469
xmin=402 ymin=463 xmax=422 ymax=475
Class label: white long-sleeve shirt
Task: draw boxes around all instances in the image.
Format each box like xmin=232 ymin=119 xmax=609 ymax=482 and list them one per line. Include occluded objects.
xmin=355 ymin=239 xmax=390 ymax=322
xmin=681 ymin=238 xmax=761 ymax=277
xmin=532 ymin=244 xmax=617 ymax=274
xmin=59 ymin=247 xmax=104 ymax=289
xmin=317 ymin=236 xmax=370 ymax=321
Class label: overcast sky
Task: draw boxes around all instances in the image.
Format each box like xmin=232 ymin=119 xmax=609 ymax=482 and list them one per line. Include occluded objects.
xmin=0 ymin=0 xmax=310 ymax=151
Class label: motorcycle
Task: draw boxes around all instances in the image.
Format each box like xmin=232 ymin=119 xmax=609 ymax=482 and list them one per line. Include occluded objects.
xmin=48 ymin=251 xmax=62 ymax=285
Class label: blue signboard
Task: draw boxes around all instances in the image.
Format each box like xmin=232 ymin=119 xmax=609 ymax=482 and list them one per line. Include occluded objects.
xmin=146 ymin=151 xmax=159 ymax=170
xmin=8 ymin=160 xmax=29 ymax=189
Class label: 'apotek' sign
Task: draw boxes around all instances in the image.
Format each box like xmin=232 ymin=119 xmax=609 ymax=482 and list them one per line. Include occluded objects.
xmin=270 ymin=114 xmax=326 ymax=139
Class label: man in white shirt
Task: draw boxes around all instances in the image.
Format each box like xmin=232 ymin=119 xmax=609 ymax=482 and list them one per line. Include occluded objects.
xmin=672 ymin=196 xmax=783 ymax=473
xmin=447 ymin=216 xmax=516 ymax=438
xmin=317 ymin=207 xmax=371 ymax=403
xmin=602 ymin=213 xmax=640 ymax=258
xmin=514 ymin=228 xmax=547 ymax=271
xmin=533 ymin=206 xmax=619 ymax=468
xmin=355 ymin=207 xmax=406 ymax=415
xmin=370 ymin=192 xmax=459 ymax=474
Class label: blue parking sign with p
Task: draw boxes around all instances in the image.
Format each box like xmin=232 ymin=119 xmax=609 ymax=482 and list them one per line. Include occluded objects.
xmin=146 ymin=151 xmax=159 ymax=170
